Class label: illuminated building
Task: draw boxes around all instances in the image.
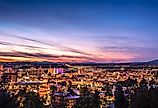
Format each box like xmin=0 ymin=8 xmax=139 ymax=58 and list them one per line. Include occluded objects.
xmin=7 ymin=71 xmax=17 ymax=82
xmin=0 ymin=65 xmax=3 ymax=71
xmin=65 ymin=96 xmax=80 ymax=108
xmin=0 ymin=65 xmax=3 ymax=75
xmin=48 ymin=68 xmax=64 ymax=75
xmin=39 ymin=76 xmax=50 ymax=97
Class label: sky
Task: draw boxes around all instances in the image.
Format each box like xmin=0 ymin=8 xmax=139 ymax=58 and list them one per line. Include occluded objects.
xmin=0 ymin=0 xmax=158 ymax=62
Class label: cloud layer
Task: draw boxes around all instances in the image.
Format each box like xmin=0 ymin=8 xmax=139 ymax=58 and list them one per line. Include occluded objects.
xmin=0 ymin=0 xmax=158 ymax=62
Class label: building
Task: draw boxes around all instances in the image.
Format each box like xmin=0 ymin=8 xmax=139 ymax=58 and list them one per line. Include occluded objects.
xmin=48 ymin=68 xmax=64 ymax=75
xmin=0 ymin=65 xmax=3 ymax=71
xmin=0 ymin=65 xmax=3 ymax=78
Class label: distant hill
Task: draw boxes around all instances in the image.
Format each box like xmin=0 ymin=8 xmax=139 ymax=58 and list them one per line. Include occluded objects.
xmin=147 ymin=59 xmax=158 ymax=65
xmin=1 ymin=59 xmax=158 ymax=66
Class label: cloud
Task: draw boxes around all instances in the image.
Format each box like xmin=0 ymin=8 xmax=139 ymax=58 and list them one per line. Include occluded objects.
xmin=0 ymin=51 xmax=30 ymax=58
xmin=0 ymin=42 xmax=9 ymax=45
xmin=0 ymin=41 xmax=49 ymax=54
xmin=80 ymin=35 xmax=130 ymax=40
xmin=4 ymin=33 xmax=91 ymax=56
xmin=0 ymin=41 xmax=45 ymax=49
xmin=100 ymin=46 xmax=158 ymax=53
xmin=0 ymin=51 xmax=93 ymax=61
xmin=101 ymin=46 xmax=142 ymax=50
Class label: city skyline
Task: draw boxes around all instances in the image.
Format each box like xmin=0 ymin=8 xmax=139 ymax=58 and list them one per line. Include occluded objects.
xmin=0 ymin=0 xmax=158 ymax=62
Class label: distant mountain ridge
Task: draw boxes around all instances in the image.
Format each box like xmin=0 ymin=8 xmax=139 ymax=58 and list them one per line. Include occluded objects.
xmin=1 ymin=59 xmax=158 ymax=65
xmin=147 ymin=59 xmax=158 ymax=65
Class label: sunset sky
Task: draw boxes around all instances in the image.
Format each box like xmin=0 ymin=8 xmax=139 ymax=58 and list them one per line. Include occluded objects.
xmin=0 ymin=0 xmax=158 ymax=62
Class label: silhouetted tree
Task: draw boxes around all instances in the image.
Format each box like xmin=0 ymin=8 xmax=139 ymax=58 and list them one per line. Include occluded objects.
xmin=114 ymin=86 xmax=129 ymax=108
xmin=50 ymin=85 xmax=57 ymax=106
xmin=23 ymin=92 xmax=44 ymax=108
xmin=139 ymin=78 xmax=148 ymax=90
xmin=92 ymin=90 xmax=100 ymax=108
xmin=129 ymin=89 xmax=150 ymax=108
xmin=0 ymin=89 xmax=18 ymax=108
xmin=74 ymin=87 xmax=100 ymax=108
xmin=1 ymin=74 xmax=9 ymax=85
xmin=150 ymin=88 xmax=158 ymax=108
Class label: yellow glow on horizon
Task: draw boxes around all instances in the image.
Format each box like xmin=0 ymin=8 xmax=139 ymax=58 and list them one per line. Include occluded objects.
xmin=0 ymin=56 xmax=45 ymax=62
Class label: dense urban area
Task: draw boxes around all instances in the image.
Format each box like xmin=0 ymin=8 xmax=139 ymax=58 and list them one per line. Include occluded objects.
xmin=0 ymin=61 xmax=158 ymax=108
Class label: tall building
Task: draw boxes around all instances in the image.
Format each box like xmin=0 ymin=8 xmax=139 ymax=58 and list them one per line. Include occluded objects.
xmin=0 ymin=65 xmax=3 ymax=76
xmin=0 ymin=65 xmax=3 ymax=71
